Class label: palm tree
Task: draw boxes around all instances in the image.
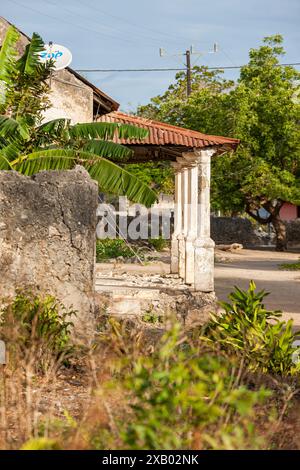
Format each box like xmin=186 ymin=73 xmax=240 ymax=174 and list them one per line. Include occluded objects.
xmin=0 ymin=26 xmax=156 ymax=207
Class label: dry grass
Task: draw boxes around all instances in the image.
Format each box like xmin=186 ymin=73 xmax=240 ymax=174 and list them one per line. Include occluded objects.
xmin=0 ymin=313 xmax=299 ymax=450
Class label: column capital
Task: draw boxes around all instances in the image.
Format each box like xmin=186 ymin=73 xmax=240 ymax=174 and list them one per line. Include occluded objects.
xmin=193 ymin=147 xmax=217 ymax=160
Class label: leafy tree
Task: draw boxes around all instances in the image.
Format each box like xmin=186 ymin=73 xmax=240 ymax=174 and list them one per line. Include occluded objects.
xmin=125 ymin=161 xmax=174 ymax=194
xmin=138 ymin=36 xmax=300 ymax=250
xmin=0 ymin=26 xmax=156 ymax=207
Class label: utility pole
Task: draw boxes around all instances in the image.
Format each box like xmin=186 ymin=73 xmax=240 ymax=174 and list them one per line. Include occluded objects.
xmin=185 ymin=49 xmax=192 ymax=97
xmin=159 ymin=43 xmax=218 ymax=98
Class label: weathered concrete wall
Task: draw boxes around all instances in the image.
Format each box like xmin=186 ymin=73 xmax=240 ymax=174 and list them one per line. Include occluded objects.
xmin=43 ymin=69 xmax=93 ymax=124
xmin=0 ymin=167 xmax=98 ymax=337
xmin=287 ymin=220 xmax=300 ymax=248
xmin=0 ymin=17 xmax=93 ymax=123
xmin=211 ymin=216 xmax=272 ymax=247
xmin=211 ymin=216 xmax=300 ymax=249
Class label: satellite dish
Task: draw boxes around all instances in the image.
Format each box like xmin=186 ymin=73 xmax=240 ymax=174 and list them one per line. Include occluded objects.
xmin=39 ymin=43 xmax=72 ymax=71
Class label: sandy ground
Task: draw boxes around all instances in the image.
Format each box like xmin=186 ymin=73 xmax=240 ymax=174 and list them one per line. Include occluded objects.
xmin=96 ymin=248 xmax=300 ymax=326
xmin=214 ymin=249 xmax=300 ymax=326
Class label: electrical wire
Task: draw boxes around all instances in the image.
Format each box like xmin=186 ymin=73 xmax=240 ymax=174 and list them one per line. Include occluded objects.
xmin=72 ymin=0 xmax=193 ymax=44
xmin=7 ymin=0 xmax=148 ymax=46
xmin=44 ymin=0 xmax=170 ymax=48
xmin=75 ymin=62 xmax=300 ymax=72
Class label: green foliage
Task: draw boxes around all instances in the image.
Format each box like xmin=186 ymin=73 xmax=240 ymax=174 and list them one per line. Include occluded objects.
xmin=0 ymin=291 xmax=76 ymax=371
xmin=17 ymin=32 xmax=46 ymax=76
xmin=141 ymin=311 xmax=163 ymax=324
xmin=279 ymin=260 xmax=300 ymax=270
xmin=120 ymin=324 xmax=270 ymax=450
xmin=16 ymin=303 xmax=295 ymax=451
xmin=0 ymin=25 xmax=156 ymax=207
xmin=125 ymin=162 xmax=175 ymax=194
xmin=96 ymin=239 xmax=133 ymax=261
xmin=21 ymin=438 xmax=61 ymax=450
xmin=202 ymin=281 xmax=300 ymax=375
xmin=148 ymin=236 xmax=168 ymax=251
xmin=0 ymin=25 xmax=19 ymax=89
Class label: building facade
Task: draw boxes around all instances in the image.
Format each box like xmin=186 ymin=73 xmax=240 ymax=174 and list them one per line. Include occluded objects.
xmin=0 ymin=16 xmax=119 ymax=124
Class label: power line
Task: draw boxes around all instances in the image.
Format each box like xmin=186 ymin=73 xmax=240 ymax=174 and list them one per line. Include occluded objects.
xmin=159 ymin=44 xmax=218 ymax=97
xmin=44 ymin=0 xmax=169 ymax=48
xmin=7 ymin=0 xmax=145 ymax=46
xmin=71 ymin=0 xmax=189 ymax=45
xmin=75 ymin=63 xmax=300 ymax=73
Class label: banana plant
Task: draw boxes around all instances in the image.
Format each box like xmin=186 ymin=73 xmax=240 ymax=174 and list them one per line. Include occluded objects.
xmin=0 ymin=26 xmax=156 ymax=207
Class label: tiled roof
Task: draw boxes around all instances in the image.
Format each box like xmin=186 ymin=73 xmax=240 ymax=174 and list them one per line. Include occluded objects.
xmin=98 ymin=112 xmax=239 ymax=149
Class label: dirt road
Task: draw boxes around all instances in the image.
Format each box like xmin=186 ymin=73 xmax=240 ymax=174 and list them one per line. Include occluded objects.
xmin=214 ymin=249 xmax=300 ymax=326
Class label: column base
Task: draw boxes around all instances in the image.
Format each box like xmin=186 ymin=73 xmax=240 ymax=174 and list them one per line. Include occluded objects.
xmin=193 ymin=237 xmax=215 ymax=292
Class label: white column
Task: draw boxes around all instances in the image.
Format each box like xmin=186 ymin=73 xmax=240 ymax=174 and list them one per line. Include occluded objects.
xmin=178 ymin=167 xmax=188 ymax=279
xmin=194 ymin=149 xmax=215 ymax=292
xmin=185 ymin=164 xmax=198 ymax=284
xmin=170 ymin=170 xmax=182 ymax=273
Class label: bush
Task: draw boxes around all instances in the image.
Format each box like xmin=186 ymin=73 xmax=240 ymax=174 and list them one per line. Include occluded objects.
xmin=148 ymin=237 xmax=168 ymax=251
xmin=21 ymin=438 xmax=61 ymax=450
xmin=96 ymin=239 xmax=133 ymax=261
xmin=13 ymin=318 xmax=295 ymax=450
xmin=202 ymin=281 xmax=300 ymax=376
xmin=0 ymin=291 xmax=76 ymax=372
xmin=116 ymin=325 xmax=271 ymax=449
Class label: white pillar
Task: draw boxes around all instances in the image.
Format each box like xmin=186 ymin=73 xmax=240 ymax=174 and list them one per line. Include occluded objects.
xmin=185 ymin=164 xmax=198 ymax=284
xmin=178 ymin=167 xmax=188 ymax=279
xmin=170 ymin=170 xmax=182 ymax=273
xmin=194 ymin=149 xmax=215 ymax=292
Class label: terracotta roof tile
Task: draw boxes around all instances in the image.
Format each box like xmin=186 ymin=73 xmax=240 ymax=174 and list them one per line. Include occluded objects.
xmin=98 ymin=112 xmax=239 ymax=149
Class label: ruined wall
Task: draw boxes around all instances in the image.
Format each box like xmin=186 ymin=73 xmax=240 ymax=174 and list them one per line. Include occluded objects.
xmin=287 ymin=220 xmax=300 ymax=248
xmin=0 ymin=167 xmax=98 ymax=337
xmin=0 ymin=17 xmax=94 ymax=123
xmin=211 ymin=216 xmax=272 ymax=247
xmin=211 ymin=216 xmax=300 ymax=248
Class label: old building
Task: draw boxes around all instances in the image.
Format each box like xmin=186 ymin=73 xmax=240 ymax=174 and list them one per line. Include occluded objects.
xmin=0 ymin=16 xmax=119 ymax=123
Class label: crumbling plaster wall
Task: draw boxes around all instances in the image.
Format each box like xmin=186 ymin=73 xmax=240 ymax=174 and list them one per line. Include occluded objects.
xmin=0 ymin=167 xmax=98 ymax=337
xmin=0 ymin=17 xmax=93 ymax=124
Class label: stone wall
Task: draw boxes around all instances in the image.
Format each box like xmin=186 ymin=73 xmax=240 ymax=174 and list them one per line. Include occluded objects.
xmin=287 ymin=220 xmax=300 ymax=248
xmin=211 ymin=216 xmax=300 ymax=248
xmin=0 ymin=167 xmax=98 ymax=338
xmin=211 ymin=216 xmax=271 ymax=247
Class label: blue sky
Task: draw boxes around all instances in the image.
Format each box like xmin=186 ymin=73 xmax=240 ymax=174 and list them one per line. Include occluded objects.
xmin=2 ymin=0 xmax=300 ymax=111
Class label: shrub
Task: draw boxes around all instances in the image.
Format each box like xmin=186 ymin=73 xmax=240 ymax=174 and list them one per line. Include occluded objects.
xmin=14 ymin=319 xmax=293 ymax=451
xmin=21 ymin=438 xmax=61 ymax=450
xmin=0 ymin=291 xmax=76 ymax=371
xmin=148 ymin=237 xmax=168 ymax=251
xmin=119 ymin=324 xmax=271 ymax=450
xmin=96 ymin=239 xmax=133 ymax=261
xmin=202 ymin=281 xmax=300 ymax=375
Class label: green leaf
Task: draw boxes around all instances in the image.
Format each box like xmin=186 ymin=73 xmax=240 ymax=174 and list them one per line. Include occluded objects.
xmin=69 ymin=122 xmax=148 ymax=141
xmin=37 ymin=118 xmax=70 ymax=135
xmin=0 ymin=25 xmax=19 ymax=83
xmin=0 ymin=115 xmax=29 ymax=141
xmin=12 ymin=149 xmax=157 ymax=207
xmin=0 ymin=153 xmax=13 ymax=170
xmin=17 ymin=32 xmax=45 ymax=75
xmin=83 ymin=139 xmax=132 ymax=161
